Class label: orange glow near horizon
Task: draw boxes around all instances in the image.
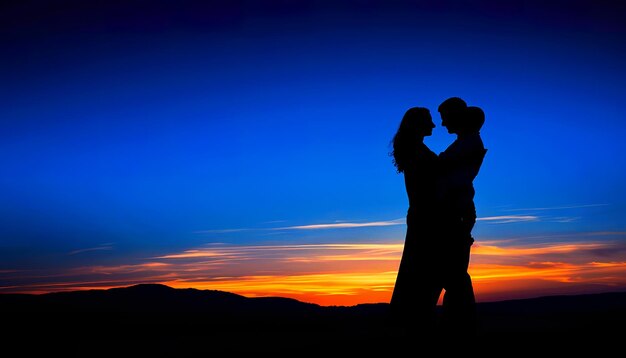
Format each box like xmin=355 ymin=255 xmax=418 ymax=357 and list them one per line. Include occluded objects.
xmin=2 ymin=237 xmax=626 ymax=306
xmin=163 ymin=271 xmax=398 ymax=306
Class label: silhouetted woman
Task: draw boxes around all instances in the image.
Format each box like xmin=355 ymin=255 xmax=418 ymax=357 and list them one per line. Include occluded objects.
xmin=390 ymin=107 xmax=440 ymax=334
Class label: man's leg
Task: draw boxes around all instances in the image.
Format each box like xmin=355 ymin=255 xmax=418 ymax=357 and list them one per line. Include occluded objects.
xmin=441 ymin=223 xmax=476 ymax=336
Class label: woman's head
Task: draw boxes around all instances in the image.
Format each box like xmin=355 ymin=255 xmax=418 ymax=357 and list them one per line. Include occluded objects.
xmin=391 ymin=107 xmax=434 ymax=173
xmin=398 ymin=107 xmax=435 ymax=138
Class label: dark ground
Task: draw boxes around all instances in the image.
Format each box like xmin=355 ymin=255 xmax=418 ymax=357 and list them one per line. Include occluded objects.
xmin=2 ymin=284 xmax=624 ymax=355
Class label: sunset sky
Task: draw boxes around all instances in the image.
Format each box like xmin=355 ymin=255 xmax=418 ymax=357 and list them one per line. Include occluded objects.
xmin=2 ymin=0 xmax=626 ymax=306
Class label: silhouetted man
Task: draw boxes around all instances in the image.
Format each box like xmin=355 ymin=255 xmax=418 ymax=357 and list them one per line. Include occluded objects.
xmin=437 ymin=97 xmax=487 ymax=335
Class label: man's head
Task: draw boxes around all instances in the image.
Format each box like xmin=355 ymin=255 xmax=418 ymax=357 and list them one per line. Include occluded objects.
xmin=438 ymin=97 xmax=467 ymax=134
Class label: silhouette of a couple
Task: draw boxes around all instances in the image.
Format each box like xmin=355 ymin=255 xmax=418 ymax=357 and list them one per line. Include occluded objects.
xmin=390 ymin=97 xmax=487 ymax=338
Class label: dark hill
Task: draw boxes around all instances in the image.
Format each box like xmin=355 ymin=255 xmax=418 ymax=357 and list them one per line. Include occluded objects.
xmin=4 ymin=283 xmax=315 ymax=315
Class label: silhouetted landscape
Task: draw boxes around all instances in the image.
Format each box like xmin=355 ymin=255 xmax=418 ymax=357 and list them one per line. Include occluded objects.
xmin=3 ymin=284 xmax=625 ymax=353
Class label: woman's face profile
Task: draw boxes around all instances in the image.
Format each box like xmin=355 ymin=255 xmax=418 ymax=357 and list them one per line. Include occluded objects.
xmin=418 ymin=115 xmax=435 ymax=137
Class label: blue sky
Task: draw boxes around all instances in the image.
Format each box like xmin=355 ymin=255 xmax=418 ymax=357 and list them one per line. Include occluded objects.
xmin=1 ymin=1 xmax=626 ymax=303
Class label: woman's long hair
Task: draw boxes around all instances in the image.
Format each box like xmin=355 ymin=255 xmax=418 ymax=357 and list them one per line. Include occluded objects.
xmin=390 ymin=107 xmax=430 ymax=173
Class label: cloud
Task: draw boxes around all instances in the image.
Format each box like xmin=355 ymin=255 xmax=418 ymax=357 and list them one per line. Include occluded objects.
xmin=77 ymin=262 xmax=173 ymax=275
xmin=547 ymin=216 xmax=581 ymax=223
xmin=195 ymin=218 xmax=406 ymax=234
xmin=271 ymin=219 xmax=405 ymax=230
xmin=194 ymin=228 xmax=253 ymax=234
xmin=472 ymin=242 xmax=608 ymax=256
xmin=477 ymin=215 xmax=539 ymax=223
xmin=68 ymin=244 xmax=114 ymax=255
xmin=502 ymin=204 xmax=608 ymax=211
xmin=477 ymin=203 xmax=608 ymax=225
xmin=156 ymin=250 xmax=230 ymax=259
xmin=156 ymin=243 xmax=404 ymax=262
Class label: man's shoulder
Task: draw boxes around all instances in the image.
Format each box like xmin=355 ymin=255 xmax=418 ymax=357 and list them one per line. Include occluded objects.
xmin=460 ymin=134 xmax=485 ymax=150
xmin=440 ymin=135 xmax=485 ymax=160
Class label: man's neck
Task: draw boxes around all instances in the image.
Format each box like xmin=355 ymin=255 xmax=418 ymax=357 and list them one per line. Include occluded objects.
xmin=457 ymin=132 xmax=477 ymax=139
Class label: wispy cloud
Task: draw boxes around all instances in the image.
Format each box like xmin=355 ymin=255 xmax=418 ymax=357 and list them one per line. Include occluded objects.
xmin=272 ymin=219 xmax=405 ymax=230
xmin=194 ymin=228 xmax=253 ymax=234
xmin=68 ymin=244 xmax=114 ymax=256
xmin=547 ymin=216 xmax=581 ymax=223
xmin=196 ymin=218 xmax=406 ymax=234
xmin=477 ymin=203 xmax=607 ymax=225
xmin=0 ymin=270 xmax=21 ymax=274
xmin=503 ymin=204 xmax=609 ymax=212
xmin=156 ymin=250 xmax=230 ymax=259
xmin=156 ymin=243 xmax=404 ymax=261
xmin=76 ymin=262 xmax=173 ymax=275
xmin=473 ymin=242 xmax=608 ymax=256
xmin=477 ymin=215 xmax=539 ymax=224
xmin=471 ymin=261 xmax=626 ymax=282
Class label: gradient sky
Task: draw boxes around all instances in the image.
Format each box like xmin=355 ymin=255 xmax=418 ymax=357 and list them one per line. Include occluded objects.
xmin=2 ymin=0 xmax=626 ymax=306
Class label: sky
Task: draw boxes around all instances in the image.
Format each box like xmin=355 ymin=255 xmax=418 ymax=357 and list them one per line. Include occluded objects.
xmin=1 ymin=0 xmax=626 ymax=306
